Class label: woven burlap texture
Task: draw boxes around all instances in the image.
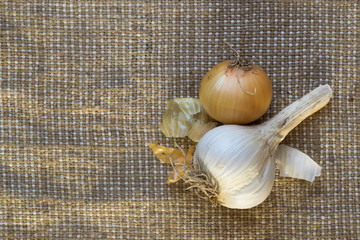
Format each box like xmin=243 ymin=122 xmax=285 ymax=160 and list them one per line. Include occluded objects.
xmin=1 ymin=0 xmax=359 ymax=239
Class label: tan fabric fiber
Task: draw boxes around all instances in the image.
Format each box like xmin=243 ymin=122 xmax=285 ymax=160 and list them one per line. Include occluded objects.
xmin=0 ymin=0 xmax=359 ymax=239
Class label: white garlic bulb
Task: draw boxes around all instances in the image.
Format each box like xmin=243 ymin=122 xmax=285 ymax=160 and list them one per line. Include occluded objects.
xmin=193 ymin=84 xmax=332 ymax=209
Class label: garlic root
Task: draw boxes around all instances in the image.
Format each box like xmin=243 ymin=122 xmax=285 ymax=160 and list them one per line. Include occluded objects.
xmin=264 ymin=84 xmax=333 ymax=149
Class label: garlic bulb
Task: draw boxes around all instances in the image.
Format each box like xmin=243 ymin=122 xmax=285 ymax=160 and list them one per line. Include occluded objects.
xmin=193 ymin=85 xmax=332 ymax=209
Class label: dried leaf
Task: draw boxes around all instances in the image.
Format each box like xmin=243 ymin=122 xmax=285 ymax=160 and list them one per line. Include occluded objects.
xmin=147 ymin=143 xmax=195 ymax=183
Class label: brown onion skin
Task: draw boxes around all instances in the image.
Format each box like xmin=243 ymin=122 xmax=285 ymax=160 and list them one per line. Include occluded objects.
xmin=199 ymin=60 xmax=272 ymax=124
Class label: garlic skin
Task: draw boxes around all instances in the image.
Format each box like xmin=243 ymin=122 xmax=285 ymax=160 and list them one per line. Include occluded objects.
xmin=275 ymin=145 xmax=321 ymax=182
xmin=193 ymin=85 xmax=332 ymax=209
xmin=159 ymin=98 xmax=217 ymax=142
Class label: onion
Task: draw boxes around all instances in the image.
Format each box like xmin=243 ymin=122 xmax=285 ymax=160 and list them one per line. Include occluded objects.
xmin=199 ymin=58 xmax=272 ymax=124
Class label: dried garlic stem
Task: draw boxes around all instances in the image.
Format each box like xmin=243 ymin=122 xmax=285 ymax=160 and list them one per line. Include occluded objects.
xmin=265 ymin=84 xmax=332 ymax=148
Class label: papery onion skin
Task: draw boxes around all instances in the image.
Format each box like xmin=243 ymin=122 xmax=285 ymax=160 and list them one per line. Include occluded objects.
xmin=199 ymin=60 xmax=272 ymax=124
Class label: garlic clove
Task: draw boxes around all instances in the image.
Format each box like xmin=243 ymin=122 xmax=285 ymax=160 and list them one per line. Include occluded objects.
xmin=274 ymin=144 xmax=321 ymax=182
xmin=159 ymin=98 xmax=217 ymax=142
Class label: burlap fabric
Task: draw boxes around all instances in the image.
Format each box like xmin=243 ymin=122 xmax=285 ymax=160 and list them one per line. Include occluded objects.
xmin=1 ymin=0 xmax=359 ymax=239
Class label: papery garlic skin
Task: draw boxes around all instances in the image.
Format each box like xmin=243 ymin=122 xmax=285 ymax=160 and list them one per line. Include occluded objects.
xmin=187 ymin=121 xmax=218 ymax=142
xmin=193 ymin=85 xmax=332 ymax=209
xmin=194 ymin=125 xmax=276 ymax=209
xmin=275 ymin=145 xmax=321 ymax=182
xmin=159 ymin=98 xmax=217 ymax=142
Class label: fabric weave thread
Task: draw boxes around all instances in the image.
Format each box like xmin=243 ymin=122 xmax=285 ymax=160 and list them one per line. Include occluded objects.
xmin=0 ymin=0 xmax=359 ymax=239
